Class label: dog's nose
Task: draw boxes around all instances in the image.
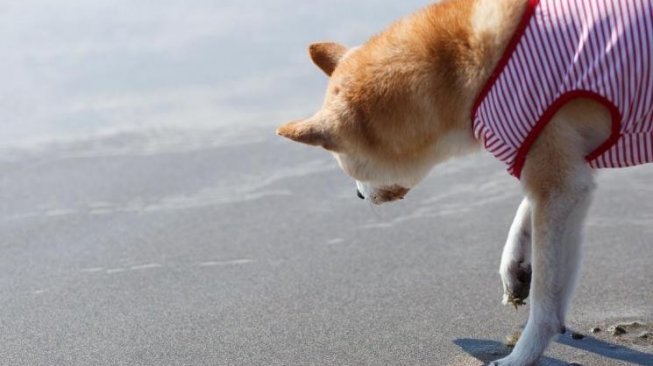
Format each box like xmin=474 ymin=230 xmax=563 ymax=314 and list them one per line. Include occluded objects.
xmin=356 ymin=189 xmax=365 ymax=200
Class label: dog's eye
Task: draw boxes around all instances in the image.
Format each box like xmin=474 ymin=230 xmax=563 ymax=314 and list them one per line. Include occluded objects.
xmin=332 ymin=86 xmax=341 ymax=95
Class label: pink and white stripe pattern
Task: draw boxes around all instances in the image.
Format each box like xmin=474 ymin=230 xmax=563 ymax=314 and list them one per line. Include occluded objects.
xmin=472 ymin=0 xmax=653 ymax=177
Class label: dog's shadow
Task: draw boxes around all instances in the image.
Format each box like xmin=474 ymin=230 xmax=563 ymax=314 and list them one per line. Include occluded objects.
xmin=454 ymin=331 xmax=653 ymax=365
xmin=555 ymin=331 xmax=653 ymax=365
xmin=453 ymin=338 xmax=567 ymax=366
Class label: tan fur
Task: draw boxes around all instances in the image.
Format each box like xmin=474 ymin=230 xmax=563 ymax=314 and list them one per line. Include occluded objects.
xmin=277 ymin=0 xmax=610 ymax=201
xmin=277 ymin=2 xmax=623 ymax=363
xmin=308 ymin=42 xmax=348 ymax=76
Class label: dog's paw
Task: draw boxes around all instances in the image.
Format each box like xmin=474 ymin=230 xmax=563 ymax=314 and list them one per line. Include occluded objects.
xmin=489 ymin=355 xmax=537 ymax=366
xmin=500 ymin=261 xmax=532 ymax=308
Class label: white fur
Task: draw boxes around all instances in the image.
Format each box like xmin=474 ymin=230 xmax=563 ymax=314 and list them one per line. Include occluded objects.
xmin=492 ymin=164 xmax=594 ymax=366
xmin=472 ymin=0 xmax=506 ymax=35
xmin=287 ymin=2 xmax=613 ymax=365
xmin=346 ymin=128 xmax=479 ymax=204
xmin=499 ymin=197 xmax=532 ymax=305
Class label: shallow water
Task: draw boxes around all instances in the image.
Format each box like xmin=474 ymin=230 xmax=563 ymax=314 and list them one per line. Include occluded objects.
xmin=0 ymin=0 xmax=430 ymax=148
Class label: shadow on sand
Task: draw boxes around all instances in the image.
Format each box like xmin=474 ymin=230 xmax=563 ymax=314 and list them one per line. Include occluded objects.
xmin=455 ymin=330 xmax=653 ymax=365
xmin=453 ymin=339 xmax=566 ymax=366
xmin=555 ymin=331 xmax=653 ymax=365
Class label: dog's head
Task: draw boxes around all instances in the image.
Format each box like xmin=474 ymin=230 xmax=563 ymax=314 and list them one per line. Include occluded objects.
xmin=277 ymin=10 xmax=479 ymax=204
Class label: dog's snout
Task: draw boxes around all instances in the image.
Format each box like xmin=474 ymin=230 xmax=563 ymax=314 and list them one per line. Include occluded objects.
xmin=356 ymin=189 xmax=365 ymax=200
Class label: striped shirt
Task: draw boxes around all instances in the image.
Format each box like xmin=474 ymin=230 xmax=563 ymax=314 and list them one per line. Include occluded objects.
xmin=472 ymin=0 xmax=653 ymax=178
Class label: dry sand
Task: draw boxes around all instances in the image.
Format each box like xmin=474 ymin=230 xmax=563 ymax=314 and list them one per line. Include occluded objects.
xmin=0 ymin=126 xmax=651 ymax=365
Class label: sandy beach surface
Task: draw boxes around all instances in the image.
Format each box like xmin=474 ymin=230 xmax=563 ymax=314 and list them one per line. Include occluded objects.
xmin=1 ymin=0 xmax=652 ymax=364
xmin=1 ymin=126 xmax=651 ymax=366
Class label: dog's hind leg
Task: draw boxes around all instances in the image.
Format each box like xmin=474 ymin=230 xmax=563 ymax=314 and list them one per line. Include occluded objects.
xmin=500 ymin=197 xmax=532 ymax=308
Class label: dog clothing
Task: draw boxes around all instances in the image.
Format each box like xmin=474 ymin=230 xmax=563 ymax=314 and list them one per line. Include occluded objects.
xmin=472 ymin=0 xmax=653 ymax=178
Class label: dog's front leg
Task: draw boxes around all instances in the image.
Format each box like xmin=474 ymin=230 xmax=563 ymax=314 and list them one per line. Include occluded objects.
xmin=500 ymin=197 xmax=532 ymax=308
xmin=492 ymin=163 xmax=594 ymax=366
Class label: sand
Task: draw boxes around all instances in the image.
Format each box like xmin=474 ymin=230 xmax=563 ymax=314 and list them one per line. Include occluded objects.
xmin=0 ymin=126 xmax=651 ymax=365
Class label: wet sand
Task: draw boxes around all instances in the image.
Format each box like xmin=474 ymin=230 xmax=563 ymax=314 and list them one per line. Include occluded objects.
xmin=0 ymin=126 xmax=651 ymax=365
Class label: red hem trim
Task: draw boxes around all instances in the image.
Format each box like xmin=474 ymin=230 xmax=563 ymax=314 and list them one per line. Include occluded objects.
xmin=511 ymin=90 xmax=622 ymax=178
xmin=470 ymin=0 xmax=540 ymax=121
xmin=469 ymin=0 xmax=623 ymax=179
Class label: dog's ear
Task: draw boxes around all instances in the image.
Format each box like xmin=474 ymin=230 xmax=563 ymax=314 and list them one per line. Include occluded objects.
xmin=308 ymin=42 xmax=348 ymax=76
xmin=276 ymin=118 xmax=339 ymax=151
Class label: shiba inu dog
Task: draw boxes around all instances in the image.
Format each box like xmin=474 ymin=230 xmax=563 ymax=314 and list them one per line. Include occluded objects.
xmin=277 ymin=0 xmax=653 ymax=364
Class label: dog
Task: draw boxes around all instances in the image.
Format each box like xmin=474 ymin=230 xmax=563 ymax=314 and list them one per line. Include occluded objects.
xmin=276 ymin=0 xmax=653 ymax=364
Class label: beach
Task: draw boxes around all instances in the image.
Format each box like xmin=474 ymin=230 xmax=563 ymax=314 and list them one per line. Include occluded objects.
xmin=0 ymin=126 xmax=651 ymax=365
xmin=1 ymin=0 xmax=652 ymax=363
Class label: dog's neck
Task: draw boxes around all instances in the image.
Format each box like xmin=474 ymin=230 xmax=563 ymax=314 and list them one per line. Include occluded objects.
xmin=415 ymin=0 xmax=530 ymax=155
xmin=468 ymin=0 xmax=530 ymax=95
